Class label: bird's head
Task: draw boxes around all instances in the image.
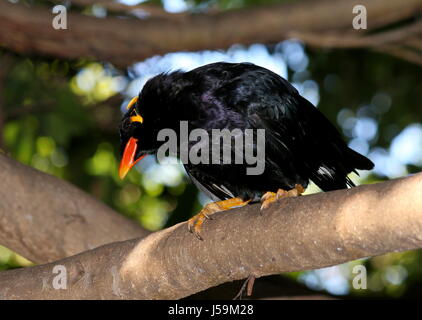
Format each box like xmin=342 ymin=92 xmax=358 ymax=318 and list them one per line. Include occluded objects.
xmin=118 ymin=72 xmax=192 ymax=179
xmin=118 ymin=95 xmax=163 ymax=179
xmin=118 ymin=96 xmax=146 ymax=179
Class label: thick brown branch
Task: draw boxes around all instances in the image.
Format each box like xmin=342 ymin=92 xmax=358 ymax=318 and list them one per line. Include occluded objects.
xmin=0 ymin=173 xmax=421 ymax=299
xmin=0 ymin=154 xmax=149 ymax=264
xmin=0 ymin=0 xmax=421 ymax=67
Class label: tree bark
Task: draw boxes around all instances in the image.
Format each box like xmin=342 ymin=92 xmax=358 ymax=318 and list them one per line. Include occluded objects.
xmin=1 ymin=172 xmax=421 ymax=299
xmin=0 ymin=154 xmax=149 ymax=264
xmin=0 ymin=0 xmax=421 ymax=67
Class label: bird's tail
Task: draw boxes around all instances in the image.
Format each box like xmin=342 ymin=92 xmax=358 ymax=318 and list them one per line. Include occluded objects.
xmin=346 ymin=147 xmax=374 ymax=171
xmin=311 ymin=147 xmax=374 ymax=192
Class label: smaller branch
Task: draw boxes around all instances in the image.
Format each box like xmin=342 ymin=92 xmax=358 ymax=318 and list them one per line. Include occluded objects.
xmin=188 ymin=274 xmax=334 ymax=300
xmin=377 ymin=45 xmax=422 ymax=66
xmin=0 ymin=173 xmax=421 ymax=299
xmin=289 ymin=20 xmax=422 ymax=65
xmin=289 ymin=20 xmax=422 ymax=49
xmin=405 ymin=38 xmax=422 ymax=51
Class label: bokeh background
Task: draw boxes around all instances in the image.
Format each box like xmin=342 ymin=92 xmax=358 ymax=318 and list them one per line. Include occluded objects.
xmin=1 ymin=0 xmax=422 ymax=299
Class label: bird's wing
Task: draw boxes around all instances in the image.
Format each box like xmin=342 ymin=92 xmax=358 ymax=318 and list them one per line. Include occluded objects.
xmin=184 ymin=165 xmax=235 ymax=201
xmin=226 ymin=69 xmax=373 ymax=191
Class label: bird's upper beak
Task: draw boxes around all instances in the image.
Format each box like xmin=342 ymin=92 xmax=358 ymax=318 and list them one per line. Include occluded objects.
xmin=118 ymin=137 xmax=145 ymax=179
xmin=118 ymin=96 xmax=145 ymax=179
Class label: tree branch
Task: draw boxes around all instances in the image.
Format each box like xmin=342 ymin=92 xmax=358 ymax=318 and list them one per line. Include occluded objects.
xmin=0 ymin=154 xmax=149 ymax=264
xmin=288 ymin=20 xmax=422 ymax=49
xmin=1 ymin=172 xmax=421 ymax=299
xmin=0 ymin=0 xmax=421 ymax=67
xmin=289 ymin=20 xmax=422 ymax=65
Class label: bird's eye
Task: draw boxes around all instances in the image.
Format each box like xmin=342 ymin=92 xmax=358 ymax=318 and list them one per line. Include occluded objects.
xmin=130 ymin=114 xmax=143 ymax=124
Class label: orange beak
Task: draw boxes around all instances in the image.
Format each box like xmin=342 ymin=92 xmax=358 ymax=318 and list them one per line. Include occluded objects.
xmin=118 ymin=137 xmax=146 ymax=179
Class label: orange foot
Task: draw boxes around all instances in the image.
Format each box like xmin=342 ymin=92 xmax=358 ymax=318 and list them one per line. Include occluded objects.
xmin=188 ymin=198 xmax=250 ymax=240
xmin=260 ymin=184 xmax=305 ymax=210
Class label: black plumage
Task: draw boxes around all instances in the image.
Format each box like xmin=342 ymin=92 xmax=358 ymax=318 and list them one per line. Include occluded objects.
xmin=119 ymin=62 xmax=374 ymax=202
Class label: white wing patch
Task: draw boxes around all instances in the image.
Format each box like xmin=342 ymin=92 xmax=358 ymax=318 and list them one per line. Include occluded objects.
xmin=212 ymin=184 xmax=235 ymax=198
xmin=317 ymin=166 xmax=334 ymax=178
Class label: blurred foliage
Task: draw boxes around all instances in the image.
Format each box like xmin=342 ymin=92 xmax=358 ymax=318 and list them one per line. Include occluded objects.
xmin=0 ymin=54 xmax=200 ymax=230
xmin=0 ymin=246 xmax=34 ymax=270
xmin=186 ymin=0 xmax=295 ymax=10
xmin=0 ymin=0 xmax=421 ymax=299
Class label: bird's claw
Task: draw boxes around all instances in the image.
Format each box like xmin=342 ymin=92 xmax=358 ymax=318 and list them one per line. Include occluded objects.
xmin=260 ymin=184 xmax=305 ymax=210
xmin=260 ymin=191 xmax=277 ymax=210
xmin=188 ymin=213 xmax=208 ymax=240
xmin=187 ymin=203 xmax=220 ymax=240
xmin=187 ymin=198 xmax=250 ymax=240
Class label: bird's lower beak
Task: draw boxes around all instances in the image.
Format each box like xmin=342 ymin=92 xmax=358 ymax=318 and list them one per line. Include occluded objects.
xmin=119 ymin=137 xmax=145 ymax=179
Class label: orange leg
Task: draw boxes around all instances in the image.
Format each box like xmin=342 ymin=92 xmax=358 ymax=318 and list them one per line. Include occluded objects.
xmin=188 ymin=197 xmax=250 ymax=240
xmin=260 ymin=184 xmax=305 ymax=210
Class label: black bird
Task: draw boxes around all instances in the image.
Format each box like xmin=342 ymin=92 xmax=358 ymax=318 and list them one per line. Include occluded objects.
xmin=118 ymin=62 xmax=374 ymax=239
